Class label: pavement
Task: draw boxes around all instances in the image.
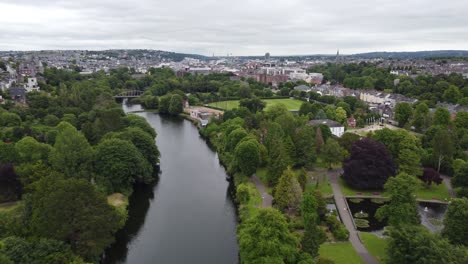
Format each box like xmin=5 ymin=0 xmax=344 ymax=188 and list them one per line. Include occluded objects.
xmin=251 ymin=175 xmax=273 ymax=208
xmin=328 ymin=169 xmax=379 ymax=264
xmin=441 ymin=174 xmax=456 ymax=198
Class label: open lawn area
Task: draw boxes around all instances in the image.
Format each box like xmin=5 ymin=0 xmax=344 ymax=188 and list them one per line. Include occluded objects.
xmin=339 ymin=176 xmax=451 ymax=201
xmin=208 ymin=98 xmax=303 ymax=111
xmin=0 ymin=202 xmax=20 ymax=213
xmin=308 ymin=168 xmax=333 ymax=196
xmin=360 ymin=232 xmax=388 ymax=264
xmin=319 ymin=242 xmax=364 ymax=264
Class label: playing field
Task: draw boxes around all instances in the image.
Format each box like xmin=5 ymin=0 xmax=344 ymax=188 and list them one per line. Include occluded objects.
xmin=208 ymin=98 xmax=303 ymax=111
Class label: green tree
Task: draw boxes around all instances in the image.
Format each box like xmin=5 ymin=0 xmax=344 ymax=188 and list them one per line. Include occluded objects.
xmin=49 ymin=122 xmax=93 ymax=179
xmin=442 ymin=198 xmax=468 ymax=246
xmin=412 ymin=102 xmax=431 ymax=132
xmin=376 ymin=173 xmax=420 ymax=226
xmin=0 ymin=236 xmax=85 ymax=264
xmin=109 ymin=127 xmax=160 ymax=167
xmin=454 ymin=111 xmax=468 ymax=130
xmin=28 ymin=176 xmax=122 ymax=261
xmin=274 ymin=167 xmax=302 ymax=212
xmin=432 ymin=128 xmax=454 ymax=172
xmin=335 ymin=107 xmax=347 ymax=124
xmin=453 ymin=163 xmax=468 ymax=197
xmin=94 ymin=138 xmax=152 ymax=194
xmin=227 ymin=128 xmax=248 ymax=151
xmin=234 ymin=140 xmax=260 ymax=176
xmin=238 ymin=208 xmax=299 ymax=264
xmin=315 ymin=127 xmax=324 ymax=154
xmin=442 ymin=85 xmax=461 ymax=104
xmin=15 ymin=136 xmax=52 ymax=163
xmin=168 ymin=94 xmax=183 ymax=115
xmin=386 ymin=225 xmax=467 ymax=264
xmin=158 ymin=94 xmax=171 ymax=114
xmin=433 ymin=107 xmax=451 ymax=127
xmin=297 ymin=167 xmax=307 ymax=190
xmin=394 ymin=102 xmax=413 ymax=128
xmin=294 ymin=126 xmax=317 ymax=168
xmin=126 ymin=114 xmax=157 ymax=138
xmin=267 ymin=138 xmax=288 ymax=184
xmin=321 ymin=138 xmax=344 ymax=169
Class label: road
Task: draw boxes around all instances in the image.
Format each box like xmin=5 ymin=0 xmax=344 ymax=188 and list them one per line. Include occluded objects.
xmin=251 ymin=175 xmax=273 ymax=208
xmin=328 ymin=169 xmax=379 ymax=264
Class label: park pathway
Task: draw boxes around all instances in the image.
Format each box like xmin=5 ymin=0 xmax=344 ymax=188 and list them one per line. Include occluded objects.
xmin=441 ymin=174 xmax=456 ymax=198
xmin=251 ymin=175 xmax=273 ymax=208
xmin=328 ymin=169 xmax=379 ymax=264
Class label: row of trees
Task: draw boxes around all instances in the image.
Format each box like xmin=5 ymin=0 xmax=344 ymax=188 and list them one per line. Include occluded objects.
xmin=308 ymin=62 xmax=468 ymax=106
xmin=0 ymin=67 xmax=160 ymax=262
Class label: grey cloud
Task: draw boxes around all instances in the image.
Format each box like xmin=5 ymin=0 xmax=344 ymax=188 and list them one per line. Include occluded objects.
xmin=0 ymin=0 xmax=467 ymax=55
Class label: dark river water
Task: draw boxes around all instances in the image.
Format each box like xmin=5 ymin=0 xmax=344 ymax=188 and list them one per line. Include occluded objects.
xmin=102 ymin=104 xmax=239 ymax=264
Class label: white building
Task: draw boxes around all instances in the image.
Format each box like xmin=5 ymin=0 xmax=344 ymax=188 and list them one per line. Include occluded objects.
xmin=24 ymin=77 xmax=39 ymax=92
xmin=309 ymin=119 xmax=345 ymax=137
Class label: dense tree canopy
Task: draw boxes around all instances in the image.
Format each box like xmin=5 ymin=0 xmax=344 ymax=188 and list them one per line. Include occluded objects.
xmin=94 ymin=138 xmax=152 ymax=194
xmin=342 ymin=138 xmax=396 ymax=189
xmin=376 ymin=173 xmax=420 ymax=226
xmin=238 ymin=208 xmax=299 ymax=264
xmin=49 ymin=122 xmax=93 ymax=179
xmin=28 ymin=176 xmax=122 ymax=261
xmin=442 ymin=198 xmax=468 ymax=246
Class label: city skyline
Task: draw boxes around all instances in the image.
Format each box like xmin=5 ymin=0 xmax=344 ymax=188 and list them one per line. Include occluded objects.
xmin=0 ymin=0 xmax=467 ymax=55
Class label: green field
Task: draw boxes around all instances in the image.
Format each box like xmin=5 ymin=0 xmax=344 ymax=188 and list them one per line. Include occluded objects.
xmin=339 ymin=176 xmax=451 ymax=201
xmin=319 ymin=242 xmax=364 ymax=264
xmin=360 ymin=232 xmax=388 ymax=263
xmin=209 ymin=98 xmax=303 ymax=111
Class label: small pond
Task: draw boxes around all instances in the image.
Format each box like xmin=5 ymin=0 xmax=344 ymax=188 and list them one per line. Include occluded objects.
xmin=346 ymin=198 xmax=448 ymax=233
xmin=347 ymin=198 xmax=388 ymax=232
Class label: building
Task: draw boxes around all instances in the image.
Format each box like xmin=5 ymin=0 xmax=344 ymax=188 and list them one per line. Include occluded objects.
xmin=8 ymin=87 xmax=27 ymax=104
xmin=293 ymin=84 xmax=310 ymax=92
xmin=24 ymin=77 xmax=39 ymax=92
xmin=309 ymin=119 xmax=345 ymax=137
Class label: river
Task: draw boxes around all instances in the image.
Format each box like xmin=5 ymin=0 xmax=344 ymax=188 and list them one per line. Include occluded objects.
xmin=102 ymin=104 xmax=239 ymax=264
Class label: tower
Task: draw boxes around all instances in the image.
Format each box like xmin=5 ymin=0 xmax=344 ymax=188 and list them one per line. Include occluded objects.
xmin=335 ymin=49 xmax=340 ymax=62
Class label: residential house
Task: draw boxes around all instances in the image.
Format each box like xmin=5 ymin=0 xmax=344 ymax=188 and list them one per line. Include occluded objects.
xmin=309 ymin=119 xmax=345 ymax=137
xmin=8 ymin=87 xmax=27 ymax=104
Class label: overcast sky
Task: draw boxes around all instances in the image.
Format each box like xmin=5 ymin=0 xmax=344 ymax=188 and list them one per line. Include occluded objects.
xmin=0 ymin=0 xmax=467 ymax=55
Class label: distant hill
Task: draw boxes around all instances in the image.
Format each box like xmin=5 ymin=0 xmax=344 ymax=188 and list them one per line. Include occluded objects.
xmin=351 ymin=50 xmax=468 ymax=59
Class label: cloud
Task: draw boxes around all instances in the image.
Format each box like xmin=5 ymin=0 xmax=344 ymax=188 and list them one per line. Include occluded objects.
xmin=0 ymin=0 xmax=467 ymax=55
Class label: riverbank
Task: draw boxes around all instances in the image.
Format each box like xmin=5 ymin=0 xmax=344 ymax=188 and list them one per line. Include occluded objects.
xmin=103 ymin=110 xmax=239 ymax=263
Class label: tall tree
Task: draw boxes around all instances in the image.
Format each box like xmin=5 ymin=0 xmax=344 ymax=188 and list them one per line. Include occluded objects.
xmin=395 ymin=102 xmax=413 ymax=128
xmin=412 ymin=102 xmax=431 ymax=132
xmin=274 ymin=167 xmax=303 ymax=212
xmin=238 ymin=208 xmax=299 ymax=264
xmin=168 ymin=94 xmax=183 ymax=115
xmin=29 ymin=176 xmax=122 ymax=261
xmin=94 ymin=138 xmax=152 ymax=194
xmin=432 ymin=128 xmax=454 ymax=172
xmin=376 ymin=173 xmax=420 ymax=226
xmin=321 ymin=138 xmax=344 ymax=169
xmin=386 ymin=225 xmax=467 ymax=264
xmin=315 ymin=127 xmax=324 ymax=154
xmin=49 ymin=122 xmax=93 ymax=179
xmin=419 ymin=167 xmax=442 ymax=186
xmin=0 ymin=164 xmax=22 ymax=203
xmin=433 ymin=107 xmax=451 ymax=127
xmin=342 ymin=138 xmax=396 ymax=189
xmin=442 ymin=198 xmax=468 ymax=246
xmin=234 ymin=139 xmax=260 ymax=177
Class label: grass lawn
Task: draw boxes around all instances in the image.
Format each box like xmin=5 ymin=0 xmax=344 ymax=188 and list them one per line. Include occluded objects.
xmin=308 ymin=168 xmax=333 ymax=196
xmin=0 ymin=202 xmax=19 ymax=213
xmin=208 ymin=98 xmax=303 ymax=111
xmin=360 ymin=232 xmax=388 ymax=264
xmin=338 ymin=175 xmax=451 ymax=201
xmin=414 ymin=181 xmax=451 ymax=201
xmin=319 ymin=242 xmax=364 ymax=264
